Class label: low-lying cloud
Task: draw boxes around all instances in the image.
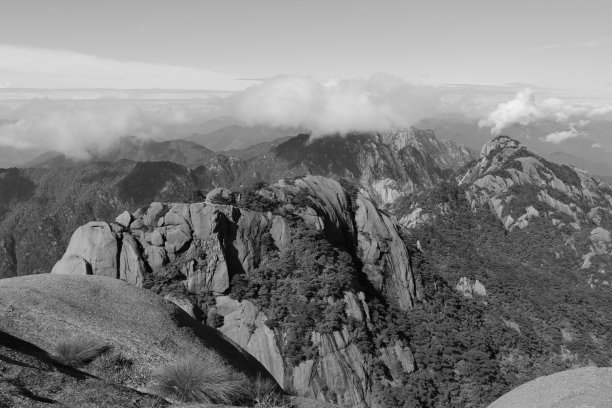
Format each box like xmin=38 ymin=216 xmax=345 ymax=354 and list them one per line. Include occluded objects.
xmin=480 ymin=88 xmax=612 ymax=136
xmin=541 ymin=127 xmax=586 ymax=144
xmin=0 ymin=98 xmax=219 ymax=159
xmin=226 ymin=74 xmax=455 ymax=135
xmin=1 ymin=74 xmax=484 ymax=158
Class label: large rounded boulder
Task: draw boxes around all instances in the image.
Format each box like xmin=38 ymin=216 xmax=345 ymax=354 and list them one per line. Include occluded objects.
xmin=0 ymin=274 xmax=270 ymax=390
xmin=487 ymin=367 xmax=612 ymax=408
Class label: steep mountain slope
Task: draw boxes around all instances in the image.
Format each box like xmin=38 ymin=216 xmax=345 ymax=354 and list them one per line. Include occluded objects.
xmin=51 ymin=175 xmax=423 ymax=407
xmin=0 ymin=274 xmax=279 ymax=406
xmin=269 ymin=129 xmax=475 ymax=203
xmin=0 ymin=128 xmax=472 ymax=279
xmin=389 ymin=135 xmax=612 ymax=406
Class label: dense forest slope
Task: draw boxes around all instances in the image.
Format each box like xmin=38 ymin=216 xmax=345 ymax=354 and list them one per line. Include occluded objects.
xmin=389 ymin=135 xmax=612 ymax=406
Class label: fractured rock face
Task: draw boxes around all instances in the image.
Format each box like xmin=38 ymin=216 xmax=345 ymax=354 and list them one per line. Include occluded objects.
xmin=215 ymin=296 xmax=285 ymax=386
xmin=356 ymin=191 xmax=421 ymax=310
xmin=119 ymin=233 xmax=146 ymax=287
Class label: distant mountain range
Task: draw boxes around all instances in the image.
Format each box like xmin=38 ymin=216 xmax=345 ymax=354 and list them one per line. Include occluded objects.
xmin=416 ymin=115 xmax=612 ymax=177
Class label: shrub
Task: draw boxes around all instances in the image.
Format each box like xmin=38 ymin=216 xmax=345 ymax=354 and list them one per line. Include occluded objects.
xmin=253 ymin=373 xmax=291 ymax=408
xmin=52 ymin=335 xmax=108 ymax=366
xmin=253 ymin=373 xmax=281 ymax=400
xmin=90 ymin=350 xmax=134 ymax=384
xmin=151 ymin=352 xmax=251 ymax=404
xmin=208 ymin=311 xmax=225 ymax=328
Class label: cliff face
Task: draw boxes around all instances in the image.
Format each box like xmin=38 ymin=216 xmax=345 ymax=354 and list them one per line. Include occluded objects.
xmin=272 ymin=128 xmax=475 ymax=204
xmin=51 ymin=175 xmax=422 ymax=407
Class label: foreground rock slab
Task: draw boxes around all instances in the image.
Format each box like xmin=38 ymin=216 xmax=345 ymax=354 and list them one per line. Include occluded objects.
xmin=487 ymin=367 xmax=612 ymax=408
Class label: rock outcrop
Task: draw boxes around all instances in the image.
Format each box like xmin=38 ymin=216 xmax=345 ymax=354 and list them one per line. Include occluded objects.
xmin=487 ymin=367 xmax=612 ymax=408
xmin=459 ymin=135 xmax=612 ymax=231
xmin=0 ymin=274 xmax=271 ymax=390
xmin=273 ymin=128 xmax=475 ymax=204
xmin=50 ymin=175 xmax=422 ymax=407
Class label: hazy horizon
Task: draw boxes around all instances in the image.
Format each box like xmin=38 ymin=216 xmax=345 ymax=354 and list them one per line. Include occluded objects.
xmin=0 ymin=0 xmax=611 ymax=166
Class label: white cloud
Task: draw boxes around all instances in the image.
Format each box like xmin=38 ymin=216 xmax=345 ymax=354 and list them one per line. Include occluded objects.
xmin=541 ymin=127 xmax=585 ymax=144
xmin=0 ymin=44 xmax=251 ymax=90
xmin=0 ymin=98 xmax=219 ymax=159
xmin=226 ymin=74 xmax=453 ymax=135
xmin=480 ymin=88 xmax=612 ymax=134
xmin=592 ymin=142 xmax=603 ymax=148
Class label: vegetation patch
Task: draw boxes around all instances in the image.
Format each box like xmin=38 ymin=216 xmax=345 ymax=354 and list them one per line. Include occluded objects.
xmin=150 ymin=353 xmax=251 ymax=404
xmin=52 ymin=335 xmax=108 ymax=367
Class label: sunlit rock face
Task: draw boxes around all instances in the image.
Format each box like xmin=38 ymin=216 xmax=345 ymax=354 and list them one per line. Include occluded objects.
xmin=487 ymin=367 xmax=612 ymax=408
xmin=51 ymin=174 xmax=422 ymax=408
xmin=273 ymin=128 xmax=475 ymax=204
xmin=459 ymin=135 xmax=612 ymax=231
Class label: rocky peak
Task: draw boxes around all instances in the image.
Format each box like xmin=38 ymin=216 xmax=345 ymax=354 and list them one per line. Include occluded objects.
xmin=274 ymin=128 xmax=475 ymax=204
xmin=49 ymin=175 xmax=423 ymax=407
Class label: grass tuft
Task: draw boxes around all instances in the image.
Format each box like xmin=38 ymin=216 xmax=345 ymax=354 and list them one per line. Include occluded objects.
xmin=254 ymin=373 xmax=291 ymax=408
xmin=90 ymin=350 xmax=134 ymax=384
xmin=52 ymin=335 xmax=107 ymax=366
xmin=151 ymin=352 xmax=251 ymax=404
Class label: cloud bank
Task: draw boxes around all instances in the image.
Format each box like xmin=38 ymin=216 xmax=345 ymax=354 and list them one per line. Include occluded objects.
xmin=226 ymin=74 xmax=456 ymax=135
xmin=0 ymin=98 xmax=220 ymax=159
xmin=480 ymin=88 xmax=612 ymax=141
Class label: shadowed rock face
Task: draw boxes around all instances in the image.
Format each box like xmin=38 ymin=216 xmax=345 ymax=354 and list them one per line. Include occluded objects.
xmin=50 ymin=175 xmax=422 ymax=407
xmin=487 ymin=367 xmax=612 ymax=408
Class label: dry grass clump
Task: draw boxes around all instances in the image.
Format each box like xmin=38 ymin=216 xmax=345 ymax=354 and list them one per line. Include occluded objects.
xmin=150 ymin=351 xmax=251 ymax=404
xmin=90 ymin=350 xmax=135 ymax=384
xmin=253 ymin=373 xmax=292 ymax=408
xmin=52 ymin=335 xmax=107 ymax=366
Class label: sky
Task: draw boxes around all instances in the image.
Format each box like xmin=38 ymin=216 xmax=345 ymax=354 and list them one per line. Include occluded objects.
xmin=1 ymin=0 xmax=611 ymax=93
xmin=0 ymin=0 xmax=611 ymax=158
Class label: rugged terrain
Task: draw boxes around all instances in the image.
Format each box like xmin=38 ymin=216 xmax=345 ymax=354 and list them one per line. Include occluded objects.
xmin=2 ymin=130 xmax=611 ymax=407
xmin=0 ymin=274 xmax=269 ymax=406
xmin=0 ymin=127 xmax=473 ymax=279
xmin=51 ymin=175 xmax=422 ymax=407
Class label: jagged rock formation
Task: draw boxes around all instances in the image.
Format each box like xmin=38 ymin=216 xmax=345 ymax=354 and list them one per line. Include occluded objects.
xmin=50 ymin=175 xmax=422 ymax=407
xmin=459 ymin=135 xmax=612 ymax=231
xmin=271 ymin=128 xmax=475 ymax=204
xmin=0 ymin=127 xmax=472 ymax=279
xmin=397 ymin=135 xmax=612 ymax=286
